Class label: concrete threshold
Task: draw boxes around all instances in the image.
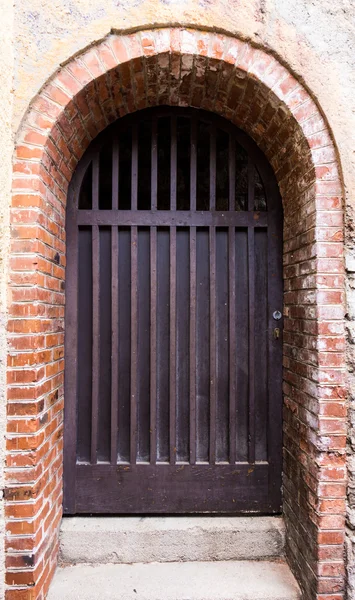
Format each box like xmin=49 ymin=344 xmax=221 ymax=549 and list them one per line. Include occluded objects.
xmin=48 ymin=560 xmax=301 ymax=600
xmin=60 ymin=516 xmax=285 ymax=565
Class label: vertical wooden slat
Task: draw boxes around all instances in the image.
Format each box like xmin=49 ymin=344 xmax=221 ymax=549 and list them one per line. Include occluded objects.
xmin=130 ymin=226 xmax=138 ymax=464
xmin=248 ymin=226 xmax=255 ymax=464
xmin=131 ymin=124 xmax=138 ymax=211
xmin=189 ymin=226 xmax=197 ymax=465
xmin=267 ymin=183 xmax=284 ymax=509
xmin=151 ymin=119 xmax=158 ymax=211
xmin=91 ymin=225 xmax=100 ymax=464
xmin=209 ymin=124 xmax=217 ymax=463
xmin=110 ymin=226 xmax=119 ymax=464
xmin=209 ymin=226 xmax=217 ymax=464
xmin=112 ymin=137 xmax=119 ymax=210
xmin=150 ymin=120 xmax=158 ymax=462
xmin=254 ymin=230 xmax=268 ymax=462
xmin=170 ymin=116 xmax=177 ymax=211
xmin=137 ymin=229 xmax=150 ymax=461
xmin=228 ymin=133 xmax=236 ymax=464
xmin=229 ymin=135 xmax=235 ymax=211
xmin=110 ymin=137 xmax=118 ymax=459
xmin=92 ymin=153 xmax=99 ymax=210
xmin=248 ymin=157 xmax=255 ymax=463
xmin=170 ymin=226 xmax=177 ymax=464
xmin=150 ymin=226 xmax=157 ymax=465
xmin=210 ymin=125 xmax=216 ymax=211
xmin=229 ymin=227 xmax=236 ymax=464
xmin=190 ymin=117 xmax=197 ymax=211
xmin=63 ymin=193 xmax=79 ymax=512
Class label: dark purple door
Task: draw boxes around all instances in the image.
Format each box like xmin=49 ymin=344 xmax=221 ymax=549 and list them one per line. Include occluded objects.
xmin=64 ymin=107 xmax=283 ymax=514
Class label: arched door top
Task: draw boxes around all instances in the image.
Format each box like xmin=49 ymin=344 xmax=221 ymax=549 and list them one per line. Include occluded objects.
xmin=71 ymin=107 xmax=280 ymax=216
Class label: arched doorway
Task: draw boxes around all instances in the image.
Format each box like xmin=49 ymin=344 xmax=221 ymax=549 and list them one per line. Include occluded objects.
xmin=64 ymin=107 xmax=283 ymax=514
xmin=6 ymin=26 xmax=347 ymax=600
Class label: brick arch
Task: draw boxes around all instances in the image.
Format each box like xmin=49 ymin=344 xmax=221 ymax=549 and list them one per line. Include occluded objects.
xmin=8 ymin=28 xmax=346 ymax=600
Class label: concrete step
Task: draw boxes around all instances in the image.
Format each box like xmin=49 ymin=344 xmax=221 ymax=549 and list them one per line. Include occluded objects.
xmin=48 ymin=560 xmax=301 ymax=600
xmin=60 ymin=516 xmax=285 ymax=565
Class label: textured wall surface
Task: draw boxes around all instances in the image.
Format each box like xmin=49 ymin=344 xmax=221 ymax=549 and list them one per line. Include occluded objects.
xmin=0 ymin=1 xmax=14 ymax=599
xmin=2 ymin=1 xmax=355 ymax=599
xmin=12 ymin=0 xmax=355 ymax=196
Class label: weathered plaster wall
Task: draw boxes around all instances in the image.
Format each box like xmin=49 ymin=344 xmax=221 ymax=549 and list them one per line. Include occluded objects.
xmin=5 ymin=0 xmax=355 ymax=597
xmin=0 ymin=2 xmax=14 ymax=599
xmin=12 ymin=0 xmax=355 ymax=196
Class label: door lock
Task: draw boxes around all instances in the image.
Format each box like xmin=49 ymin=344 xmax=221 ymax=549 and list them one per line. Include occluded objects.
xmin=273 ymin=327 xmax=280 ymax=340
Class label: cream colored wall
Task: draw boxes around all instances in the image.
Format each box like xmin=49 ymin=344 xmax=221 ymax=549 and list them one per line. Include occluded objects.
xmin=13 ymin=0 xmax=355 ymax=196
xmin=0 ymin=1 xmax=14 ymax=598
xmin=4 ymin=0 xmax=355 ymax=597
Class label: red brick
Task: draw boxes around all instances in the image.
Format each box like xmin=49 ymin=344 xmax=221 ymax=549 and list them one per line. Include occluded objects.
xmin=44 ymin=84 xmax=71 ymax=107
xmin=110 ymin=36 xmax=130 ymax=63
xmin=96 ymin=42 xmax=118 ymax=70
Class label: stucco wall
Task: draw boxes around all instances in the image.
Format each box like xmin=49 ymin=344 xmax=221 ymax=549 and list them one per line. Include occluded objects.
xmin=0 ymin=1 xmax=14 ymax=599
xmin=13 ymin=0 xmax=355 ymax=195
xmin=4 ymin=0 xmax=355 ymax=598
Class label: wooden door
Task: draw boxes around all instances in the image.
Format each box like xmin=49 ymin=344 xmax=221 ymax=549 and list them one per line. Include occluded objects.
xmin=64 ymin=107 xmax=283 ymax=514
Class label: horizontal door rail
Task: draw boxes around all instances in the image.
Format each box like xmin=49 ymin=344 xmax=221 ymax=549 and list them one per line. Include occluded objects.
xmin=76 ymin=210 xmax=268 ymax=227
